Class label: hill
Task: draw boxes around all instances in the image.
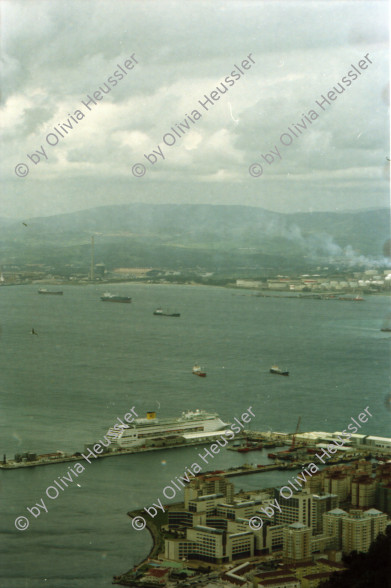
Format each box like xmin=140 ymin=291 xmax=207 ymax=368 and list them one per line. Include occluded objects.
xmin=0 ymin=204 xmax=389 ymax=275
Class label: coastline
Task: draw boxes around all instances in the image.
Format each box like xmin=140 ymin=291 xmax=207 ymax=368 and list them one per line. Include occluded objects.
xmin=0 ymin=280 xmax=389 ymax=297
xmin=113 ymin=510 xmax=167 ymax=586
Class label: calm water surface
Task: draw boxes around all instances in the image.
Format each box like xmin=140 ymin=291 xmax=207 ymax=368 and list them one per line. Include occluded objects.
xmin=1 ymin=284 xmax=390 ymax=586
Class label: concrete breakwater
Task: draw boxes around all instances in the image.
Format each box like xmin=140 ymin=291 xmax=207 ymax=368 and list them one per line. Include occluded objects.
xmin=3 ymin=427 xmax=389 ymax=471
xmin=1 ymin=433 xmax=248 ymax=470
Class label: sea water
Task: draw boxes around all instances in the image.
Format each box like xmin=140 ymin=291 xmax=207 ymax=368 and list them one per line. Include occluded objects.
xmin=0 ymin=284 xmax=390 ymax=586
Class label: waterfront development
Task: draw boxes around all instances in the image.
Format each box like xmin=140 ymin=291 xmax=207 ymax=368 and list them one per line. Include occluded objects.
xmin=115 ymin=456 xmax=391 ymax=587
xmin=110 ymin=415 xmax=391 ymax=586
xmin=6 ymin=428 xmax=390 ymax=471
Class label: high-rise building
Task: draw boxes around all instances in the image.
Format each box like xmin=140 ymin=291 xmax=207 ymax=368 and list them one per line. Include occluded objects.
xmin=187 ymin=493 xmax=224 ymax=516
xmin=323 ymin=507 xmax=388 ymax=554
xmin=184 ymin=476 xmax=235 ymax=507
xmin=323 ymin=508 xmax=347 ymax=550
xmin=169 ymin=492 xmax=224 ymax=529
xmin=283 ymin=523 xmax=311 ymax=564
xmin=354 ymin=460 xmax=373 ymax=476
xmin=228 ymin=519 xmax=284 ymax=554
xmin=341 ymin=509 xmax=388 ymax=554
xmin=313 ymin=493 xmax=338 ymax=534
xmin=274 ymin=489 xmax=317 ymax=532
xmin=351 ymin=475 xmax=376 ymax=508
xmin=323 ymin=472 xmax=350 ymax=502
xmin=165 ymin=524 xmax=254 ymax=563
xmin=304 ymin=471 xmax=324 ymax=494
xmin=375 ymin=462 xmax=391 ymax=515
xmin=216 ymin=500 xmax=261 ymax=520
xmin=375 ymin=482 xmax=391 ymax=515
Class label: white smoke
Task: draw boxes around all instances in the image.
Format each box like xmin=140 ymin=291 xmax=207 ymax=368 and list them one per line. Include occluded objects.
xmin=260 ymin=217 xmax=390 ymax=268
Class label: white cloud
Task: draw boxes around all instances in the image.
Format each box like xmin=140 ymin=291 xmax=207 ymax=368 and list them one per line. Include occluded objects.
xmin=0 ymin=0 xmax=389 ymax=216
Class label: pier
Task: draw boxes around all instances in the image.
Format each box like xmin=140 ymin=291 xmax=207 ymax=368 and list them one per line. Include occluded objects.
xmin=2 ymin=429 xmax=390 ymax=470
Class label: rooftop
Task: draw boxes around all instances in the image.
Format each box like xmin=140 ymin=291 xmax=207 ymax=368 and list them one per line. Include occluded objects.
xmin=327 ymin=508 xmax=347 ymax=515
xmin=288 ymin=522 xmax=307 ymax=529
xmin=193 ymin=525 xmax=224 ymax=535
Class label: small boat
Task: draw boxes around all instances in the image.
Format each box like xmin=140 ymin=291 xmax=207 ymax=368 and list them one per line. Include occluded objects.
xmin=270 ymin=365 xmax=289 ymax=376
xmin=38 ymin=289 xmax=63 ymax=295
xmin=100 ymin=292 xmax=131 ymax=303
xmin=236 ymin=443 xmax=263 ymax=453
xmin=381 ymin=315 xmax=391 ymax=332
xmin=153 ymin=308 xmax=180 ymax=317
xmin=192 ymin=364 xmax=206 ymax=377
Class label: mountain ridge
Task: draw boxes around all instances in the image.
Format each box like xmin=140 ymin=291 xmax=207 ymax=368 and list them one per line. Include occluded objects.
xmin=0 ymin=203 xmax=389 ymax=273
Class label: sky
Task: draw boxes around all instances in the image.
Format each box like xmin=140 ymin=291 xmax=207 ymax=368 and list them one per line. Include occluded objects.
xmin=0 ymin=0 xmax=389 ymax=218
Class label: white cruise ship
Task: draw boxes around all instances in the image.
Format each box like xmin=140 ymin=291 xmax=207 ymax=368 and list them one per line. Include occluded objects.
xmin=107 ymin=410 xmax=228 ymax=448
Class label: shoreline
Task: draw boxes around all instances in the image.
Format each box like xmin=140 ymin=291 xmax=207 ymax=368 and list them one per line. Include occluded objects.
xmin=0 ymin=280 xmax=389 ymax=297
xmin=114 ymin=510 xmax=165 ymax=585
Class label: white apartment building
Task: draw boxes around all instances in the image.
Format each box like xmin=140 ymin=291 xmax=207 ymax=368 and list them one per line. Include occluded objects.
xmin=274 ymin=490 xmax=317 ymax=533
xmin=341 ymin=509 xmax=388 ymax=554
xmin=283 ymin=522 xmax=311 ymax=563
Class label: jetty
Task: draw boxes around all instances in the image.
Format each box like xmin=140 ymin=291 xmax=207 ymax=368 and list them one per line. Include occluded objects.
xmin=2 ymin=429 xmax=390 ymax=470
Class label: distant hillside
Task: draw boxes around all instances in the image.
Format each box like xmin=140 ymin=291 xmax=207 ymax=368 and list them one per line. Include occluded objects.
xmin=0 ymin=204 xmax=389 ymax=274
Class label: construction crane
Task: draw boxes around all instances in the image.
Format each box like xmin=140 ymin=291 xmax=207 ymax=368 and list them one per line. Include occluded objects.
xmin=290 ymin=416 xmax=301 ymax=450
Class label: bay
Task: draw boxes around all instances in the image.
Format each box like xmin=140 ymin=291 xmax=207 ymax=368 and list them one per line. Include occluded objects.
xmin=1 ymin=284 xmax=390 ymax=586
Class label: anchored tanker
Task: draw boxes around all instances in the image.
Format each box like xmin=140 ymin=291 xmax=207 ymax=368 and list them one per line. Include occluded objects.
xmin=38 ymin=289 xmax=63 ymax=295
xmin=100 ymin=292 xmax=132 ymax=303
xmin=107 ymin=410 xmax=227 ymax=448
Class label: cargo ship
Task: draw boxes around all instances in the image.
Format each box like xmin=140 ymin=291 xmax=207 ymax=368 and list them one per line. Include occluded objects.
xmin=38 ymin=289 xmax=63 ymax=295
xmin=153 ymin=308 xmax=180 ymax=317
xmin=192 ymin=364 xmax=207 ymax=377
xmin=100 ymin=292 xmax=131 ymax=303
xmin=108 ymin=410 xmax=226 ymax=448
xmin=270 ymin=365 xmax=289 ymax=376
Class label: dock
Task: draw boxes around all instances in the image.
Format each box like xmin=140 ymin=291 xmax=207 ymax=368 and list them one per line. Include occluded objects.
xmin=2 ymin=429 xmax=390 ymax=470
xmin=0 ymin=434 xmax=247 ymax=470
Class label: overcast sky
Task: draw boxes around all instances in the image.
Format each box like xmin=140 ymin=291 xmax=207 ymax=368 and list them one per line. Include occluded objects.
xmin=1 ymin=0 xmax=389 ymax=218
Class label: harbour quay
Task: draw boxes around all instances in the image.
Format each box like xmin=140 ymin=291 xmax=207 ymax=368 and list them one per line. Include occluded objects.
xmin=1 ymin=429 xmax=390 ymax=470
